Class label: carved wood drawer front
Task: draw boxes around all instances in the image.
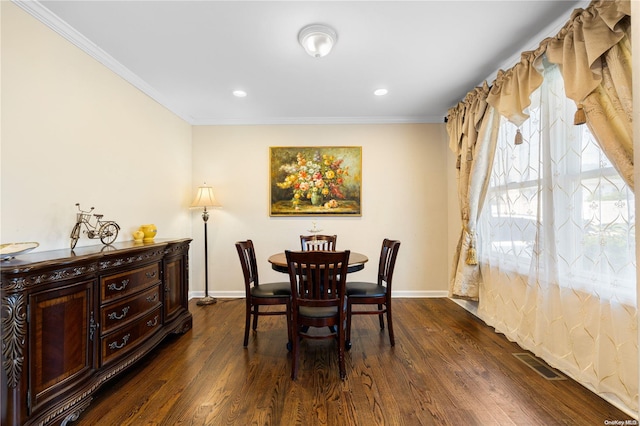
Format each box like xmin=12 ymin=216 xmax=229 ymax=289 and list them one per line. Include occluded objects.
xmin=100 ymin=284 xmax=162 ymax=335
xmin=100 ymin=306 xmax=162 ymax=366
xmin=101 ymin=263 xmax=160 ymax=302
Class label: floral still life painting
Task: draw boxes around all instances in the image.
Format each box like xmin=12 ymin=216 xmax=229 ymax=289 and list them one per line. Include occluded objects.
xmin=270 ymin=146 xmax=362 ymax=216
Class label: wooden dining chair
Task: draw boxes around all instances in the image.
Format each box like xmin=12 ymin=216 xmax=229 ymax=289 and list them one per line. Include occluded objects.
xmin=285 ymin=249 xmax=350 ymax=380
xmin=300 ymin=234 xmax=337 ymax=251
xmin=346 ymin=239 xmax=400 ymax=349
xmin=235 ymin=240 xmax=291 ymax=347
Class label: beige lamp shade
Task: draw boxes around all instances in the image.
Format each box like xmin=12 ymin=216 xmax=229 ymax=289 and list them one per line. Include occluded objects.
xmin=190 ymin=185 xmax=221 ymax=208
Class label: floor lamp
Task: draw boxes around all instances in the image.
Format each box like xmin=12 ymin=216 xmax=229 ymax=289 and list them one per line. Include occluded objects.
xmin=190 ymin=183 xmax=221 ymax=306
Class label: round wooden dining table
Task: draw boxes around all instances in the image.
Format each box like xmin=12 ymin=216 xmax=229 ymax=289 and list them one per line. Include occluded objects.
xmin=268 ymin=251 xmax=368 ymax=274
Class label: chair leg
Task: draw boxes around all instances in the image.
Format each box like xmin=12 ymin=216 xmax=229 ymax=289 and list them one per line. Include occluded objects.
xmin=386 ymin=302 xmax=395 ymax=346
xmin=378 ymin=304 xmax=384 ymax=330
xmin=286 ymin=300 xmax=293 ymax=352
xmin=291 ymin=316 xmax=300 ymax=380
xmin=338 ymin=319 xmax=346 ymax=380
xmin=252 ymin=306 xmax=259 ymax=331
xmin=346 ymin=300 xmax=352 ymax=350
xmin=243 ymin=301 xmax=251 ymax=347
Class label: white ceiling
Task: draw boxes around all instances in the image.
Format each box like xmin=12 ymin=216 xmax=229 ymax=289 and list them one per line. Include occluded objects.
xmin=20 ymin=0 xmax=584 ymax=125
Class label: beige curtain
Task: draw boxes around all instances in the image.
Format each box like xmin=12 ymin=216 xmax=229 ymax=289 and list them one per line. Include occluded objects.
xmin=486 ymin=46 xmax=545 ymax=127
xmin=487 ymin=0 xmax=632 ymax=185
xmin=447 ymin=0 xmax=631 ymax=300
xmin=478 ymin=63 xmax=637 ymax=412
xmin=446 ymin=0 xmax=636 ymax=412
xmin=580 ymin=32 xmax=633 ymax=188
xmin=547 ymin=5 xmax=633 ymax=189
xmin=446 ymin=83 xmax=499 ymax=299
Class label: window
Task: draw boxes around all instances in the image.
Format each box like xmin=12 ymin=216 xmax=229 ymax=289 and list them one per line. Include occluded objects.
xmin=479 ymin=61 xmax=635 ymax=302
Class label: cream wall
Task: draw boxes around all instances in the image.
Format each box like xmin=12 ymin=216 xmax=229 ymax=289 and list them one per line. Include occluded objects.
xmin=1 ymin=2 xmax=193 ymax=251
xmin=1 ymin=2 xmax=452 ymax=297
xmin=192 ymin=124 xmax=451 ymax=297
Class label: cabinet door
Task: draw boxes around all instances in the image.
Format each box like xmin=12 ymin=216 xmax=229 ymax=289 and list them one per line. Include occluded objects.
xmin=163 ymin=256 xmax=186 ymax=322
xmin=29 ymin=280 xmax=95 ymax=412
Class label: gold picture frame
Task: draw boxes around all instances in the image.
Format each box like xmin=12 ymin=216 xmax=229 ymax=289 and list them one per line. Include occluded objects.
xmin=270 ymin=146 xmax=362 ymax=216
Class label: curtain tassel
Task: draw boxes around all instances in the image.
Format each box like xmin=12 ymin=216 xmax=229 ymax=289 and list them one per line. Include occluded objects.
xmin=466 ymin=230 xmax=478 ymax=265
xmin=574 ymin=105 xmax=586 ymax=125
xmin=466 ymin=245 xmax=478 ymax=265
xmin=514 ymin=129 xmax=523 ymax=145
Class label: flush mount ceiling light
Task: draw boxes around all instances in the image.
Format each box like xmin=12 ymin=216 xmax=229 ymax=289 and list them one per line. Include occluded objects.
xmin=232 ymin=90 xmax=247 ymax=98
xmin=298 ymin=24 xmax=338 ymax=58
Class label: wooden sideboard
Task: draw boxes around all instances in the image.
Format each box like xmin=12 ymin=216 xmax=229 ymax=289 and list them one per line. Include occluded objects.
xmin=1 ymin=239 xmax=193 ymax=426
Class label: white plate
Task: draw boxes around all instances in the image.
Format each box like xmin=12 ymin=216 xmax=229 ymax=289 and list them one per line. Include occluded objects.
xmin=0 ymin=242 xmax=39 ymax=260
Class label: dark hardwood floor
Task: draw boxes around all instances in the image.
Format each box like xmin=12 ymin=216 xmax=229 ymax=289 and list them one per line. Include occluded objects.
xmin=77 ymin=298 xmax=632 ymax=425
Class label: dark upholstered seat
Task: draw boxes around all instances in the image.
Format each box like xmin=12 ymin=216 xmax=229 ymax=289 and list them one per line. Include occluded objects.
xmin=345 ymin=282 xmax=386 ymax=296
xmin=235 ymin=240 xmax=291 ymax=347
xmin=250 ymin=283 xmax=291 ymax=298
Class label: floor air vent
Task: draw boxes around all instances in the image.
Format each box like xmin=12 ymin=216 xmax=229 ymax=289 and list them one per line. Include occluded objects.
xmin=513 ymin=353 xmax=566 ymax=380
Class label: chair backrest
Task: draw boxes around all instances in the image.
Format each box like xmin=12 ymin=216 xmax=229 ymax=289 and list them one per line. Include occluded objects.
xmin=235 ymin=240 xmax=259 ymax=293
xmin=285 ymin=250 xmax=350 ymax=308
xmin=377 ymin=239 xmax=401 ymax=288
xmin=300 ymin=234 xmax=337 ymax=251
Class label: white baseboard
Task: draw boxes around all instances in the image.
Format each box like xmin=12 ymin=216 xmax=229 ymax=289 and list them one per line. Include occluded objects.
xmin=189 ymin=291 xmax=245 ymax=300
xmin=393 ymin=290 xmax=449 ymax=298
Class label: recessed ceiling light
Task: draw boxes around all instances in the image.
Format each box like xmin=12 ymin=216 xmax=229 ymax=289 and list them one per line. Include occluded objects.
xmin=233 ymin=90 xmax=247 ymax=98
xmin=374 ymin=88 xmax=388 ymax=96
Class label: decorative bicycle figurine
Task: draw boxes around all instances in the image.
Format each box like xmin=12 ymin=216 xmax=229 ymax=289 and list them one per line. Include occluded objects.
xmin=70 ymin=203 xmax=120 ymax=249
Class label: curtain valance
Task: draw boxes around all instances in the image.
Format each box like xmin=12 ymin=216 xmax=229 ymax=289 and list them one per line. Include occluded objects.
xmin=486 ymin=47 xmax=545 ymax=127
xmin=545 ymin=0 xmax=630 ymax=104
xmin=447 ymin=82 xmax=490 ymax=156
xmin=483 ymin=0 xmax=630 ymax=125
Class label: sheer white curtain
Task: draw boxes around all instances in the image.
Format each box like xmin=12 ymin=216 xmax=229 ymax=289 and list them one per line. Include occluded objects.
xmin=477 ymin=61 xmax=637 ymax=413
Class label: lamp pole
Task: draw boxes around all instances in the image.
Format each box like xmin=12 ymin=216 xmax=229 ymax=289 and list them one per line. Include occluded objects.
xmin=197 ymin=205 xmax=216 ymax=305
xmin=190 ymin=183 xmax=221 ymax=306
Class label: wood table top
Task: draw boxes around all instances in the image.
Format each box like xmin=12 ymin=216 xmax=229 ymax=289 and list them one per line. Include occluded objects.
xmin=268 ymin=251 xmax=368 ymax=273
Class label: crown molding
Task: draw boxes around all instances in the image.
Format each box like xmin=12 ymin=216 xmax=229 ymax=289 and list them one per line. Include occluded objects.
xmin=13 ymin=0 xmax=444 ymax=127
xmin=13 ymin=0 xmax=195 ymax=124
xmin=191 ymin=115 xmax=444 ymax=126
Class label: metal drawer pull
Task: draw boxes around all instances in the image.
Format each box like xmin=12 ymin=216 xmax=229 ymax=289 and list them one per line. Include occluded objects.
xmin=146 ymin=316 xmax=159 ymax=327
xmin=146 ymin=293 xmax=158 ymax=303
xmin=108 ymin=306 xmax=130 ymax=320
xmin=108 ymin=279 xmax=129 ymax=291
xmin=109 ymin=334 xmax=130 ymax=350
xmin=145 ymin=271 xmax=157 ymax=278
xmin=90 ymin=314 xmax=98 ymax=342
